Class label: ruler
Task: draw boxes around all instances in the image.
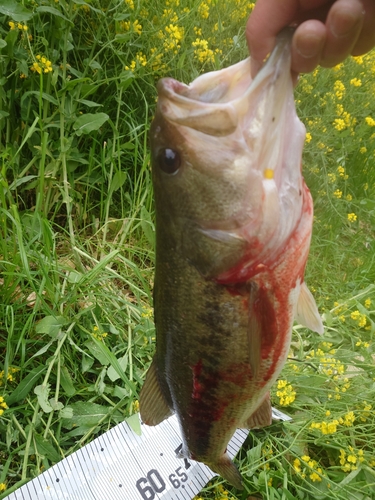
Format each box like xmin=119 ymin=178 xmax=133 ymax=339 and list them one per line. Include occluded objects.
xmin=4 ymin=409 xmax=290 ymax=500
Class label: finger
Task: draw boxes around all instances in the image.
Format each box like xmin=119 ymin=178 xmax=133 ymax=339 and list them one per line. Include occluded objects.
xmin=246 ymin=0 xmax=299 ymax=77
xmin=246 ymin=0 xmax=332 ymax=77
xmin=291 ymin=20 xmax=327 ymax=73
xmin=321 ymin=0 xmax=364 ymax=67
xmin=351 ymin=0 xmax=375 ymax=55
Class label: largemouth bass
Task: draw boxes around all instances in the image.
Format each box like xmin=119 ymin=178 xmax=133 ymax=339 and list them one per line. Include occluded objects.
xmin=140 ymin=29 xmax=323 ymax=489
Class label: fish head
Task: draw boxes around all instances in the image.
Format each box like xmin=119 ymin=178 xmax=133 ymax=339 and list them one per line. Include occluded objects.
xmin=151 ymin=29 xmax=307 ymax=279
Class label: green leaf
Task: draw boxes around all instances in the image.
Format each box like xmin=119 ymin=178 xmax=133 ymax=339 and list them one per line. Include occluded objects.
xmin=6 ymin=365 xmax=45 ymax=405
xmin=73 ymin=113 xmax=109 ymax=136
xmin=280 ymin=488 xmax=299 ymax=500
xmin=81 ymin=353 xmax=95 ymax=373
xmin=78 ymin=99 xmax=102 ymax=108
xmin=49 ymin=398 xmax=64 ymax=411
xmin=67 ymin=271 xmax=83 ymax=284
xmin=59 ymin=406 xmax=73 ymax=419
xmin=113 ymin=13 xmax=131 ymax=21
xmin=140 ymin=206 xmax=155 ymax=248
xmin=72 ymin=0 xmax=103 ymax=14
xmin=119 ymin=71 xmax=134 ymax=90
xmin=112 ymin=385 xmax=130 ymax=399
xmin=127 ymin=413 xmax=141 ymax=436
xmin=85 ymin=339 xmax=110 ymax=366
xmin=34 ymin=434 xmax=61 ymax=462
xmin=107 ymin=354 xmax=128 ymax=382
xmin=0 ymin=40 xmax=7 ymax=49
xmin=35 ymin=315 xmax=68 ymax=338
xmin=30 ymin=340 xmax=55 ymax=359
xmin=36 ymin=6 xmax=73 ymax=24
xmin=34 ymin=384 xmax=53 ymax=413
xmin=0 ymin=0 xmax=32 ymax=21
xmin=246 ymin=442 xmax=262 ymax=463
xmin=86 ymin=337 xmax=137 ymax=395
xmin=338 ymin=466 xmax=361 ymax=486
xmin=109 ymin=171 xmax=127 ymax=195
xmin=62 ymin=402 xmax=109 ymax=428
xmin=9 ymin=175 xmax=38 ymax=190
xmin=21 ymin=91 xmax=58 ymax=106
xmin=60 ymin=366 xmax=76 ymax=396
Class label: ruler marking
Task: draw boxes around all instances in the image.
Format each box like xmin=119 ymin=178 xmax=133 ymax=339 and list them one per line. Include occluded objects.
xmin=4 ymin=412 xmax=275 ymax=500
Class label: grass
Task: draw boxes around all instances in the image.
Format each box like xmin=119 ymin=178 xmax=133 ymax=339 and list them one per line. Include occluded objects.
xmin=0 ymin=0 xmax=375 ymax=499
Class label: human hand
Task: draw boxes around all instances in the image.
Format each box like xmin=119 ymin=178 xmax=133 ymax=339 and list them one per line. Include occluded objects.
xmin=246 ymin=0 xmax=375 ymax=77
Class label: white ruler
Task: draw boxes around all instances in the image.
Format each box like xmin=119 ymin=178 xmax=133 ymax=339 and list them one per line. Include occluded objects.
xmin=4 ymin=409 xmax=290 ymax=500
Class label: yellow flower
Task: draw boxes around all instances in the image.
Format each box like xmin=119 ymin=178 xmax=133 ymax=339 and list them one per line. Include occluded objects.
xmin=9 ymin=21 xmax=16 ymax=30
xmin=192 ymin=38 xmax=215 ymax=64
xmin=334 ymin=118 xmax=346 ymax=131
xmin=163 ymin=24 xmax=184 ymax=53
xmin=293 ymin=458 xmax=301 ymax=473
xmin=334 ymin=80 xmax=345 ymax=100
xmin=351 ymin=310 xmax=360 ymax=320
xmin=310 ymin=472 xmax=322 ymax=482
xmin=31 ymin=55 xmax=53 ymax=74
xmin=365 ymin=116 xmax=375 ymax=127
xmin=125 ymin=0 xmax=134 ymax=9
xmin=333 ymin=62 xmax=343 ymax=71
xmin=333 ymin=189 xmax=342 ymax=198
xmin=276 ymin=380 xmax=296 ymax=406
xmin=133 ymin=20 xmax=142 ymax=35
xmin=352 ymin=55 xmax=364 ymax=64
xmin=198 ymin=2 xmax=210 ymax=19
xmin=0 ymin=483 xmax=6 ymax=492
xmin=350 ymin=78 xmax=362 ymax=87
xmin=365 ymin=298 xmax=371 ymax=308
xmin=343 ymin=411 xmax=355 ymax=426
xmin=0 ymin=397 xmax=7 ymax=416
xmin=360 ymin=146 xmax=367 ymax=154
xmin=347 ymin=213 xmax=357 ymax=222
xmin=346 ymin=193 xmax=352 ymax=201
xmin=305 ymin=132 xmax=312 ymax=143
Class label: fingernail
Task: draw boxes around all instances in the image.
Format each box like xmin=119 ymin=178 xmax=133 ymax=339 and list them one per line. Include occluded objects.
xmin=296 ymin=34 xmax=322 ymax=58
xmin=330 ymin=11 xmax=362 ymax=38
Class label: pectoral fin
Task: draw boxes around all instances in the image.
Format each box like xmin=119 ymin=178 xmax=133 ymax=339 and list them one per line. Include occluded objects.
xmin=139 ymin=358 xmax=173 ymax=426
xmin=295 ymin=282 xmax=324 ymax=334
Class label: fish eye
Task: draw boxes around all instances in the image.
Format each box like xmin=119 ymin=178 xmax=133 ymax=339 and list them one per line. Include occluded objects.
xmin=158 ymin=148 xmax=181 ymax=174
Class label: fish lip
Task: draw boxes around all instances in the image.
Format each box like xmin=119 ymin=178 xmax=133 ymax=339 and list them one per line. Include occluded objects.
xmin=155 ymin=28 xmax=295 ymax=141
xmin=157 ymin=28 xmax=294 ymax=109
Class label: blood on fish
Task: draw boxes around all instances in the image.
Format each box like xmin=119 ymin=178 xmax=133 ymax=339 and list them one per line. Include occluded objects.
xmin=192 ymin=359 xmax=204 ymax=400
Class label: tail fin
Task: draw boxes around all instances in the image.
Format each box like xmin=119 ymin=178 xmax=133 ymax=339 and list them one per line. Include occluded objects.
xmin=208 ymin=453 xmax=243 ymax=490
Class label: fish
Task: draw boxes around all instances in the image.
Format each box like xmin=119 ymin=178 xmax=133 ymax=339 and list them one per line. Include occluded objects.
xmin=139 ymin=28 xmax=323 ymax=490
